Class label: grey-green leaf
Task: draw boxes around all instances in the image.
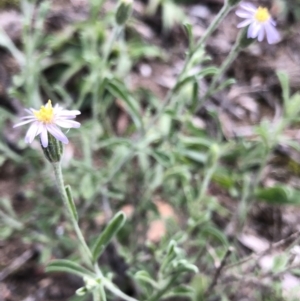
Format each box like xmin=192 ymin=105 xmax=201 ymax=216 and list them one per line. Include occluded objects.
xmin=65 ymin=185 xmax=78 ymax=222
xmin=46 ymin=259 xmax=95 ymax=278
xmin=91 ymin=211 xmax=126 ymax=262
xmin=107 ymin=79 xmax=143 ymax=130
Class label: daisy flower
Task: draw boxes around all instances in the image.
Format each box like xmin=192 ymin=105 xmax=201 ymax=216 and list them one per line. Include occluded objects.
xmin=14 ymin=100 xmax=81 ymax=148
xmin=236 ymin=2 xmax=280 ymax=44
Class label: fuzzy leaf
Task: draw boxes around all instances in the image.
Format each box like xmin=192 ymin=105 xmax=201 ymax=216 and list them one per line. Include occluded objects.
xmin=107 ymin=79 xmax=143 ymax=130
xmin=65 ymin=185 xmax=78 ymax=222
xmin=46 ymin=259 xmax=95 ymax=278
xmin=91 ymin=212 xmax=126 ymax=262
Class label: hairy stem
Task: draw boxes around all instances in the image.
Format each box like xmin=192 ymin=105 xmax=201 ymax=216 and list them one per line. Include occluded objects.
xmin=52 ymin=162 xmax=93 ymax=264
xmin=147 ymin=1 xmax=232 ymax=129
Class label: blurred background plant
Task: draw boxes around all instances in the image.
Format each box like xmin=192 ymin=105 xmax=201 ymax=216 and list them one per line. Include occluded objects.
xmin=1 ymin=0 xmax=300 ymax=300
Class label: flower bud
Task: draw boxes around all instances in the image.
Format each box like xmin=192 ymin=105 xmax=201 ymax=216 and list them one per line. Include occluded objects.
xmin=41 ymin=133 xmax=63 ymax=163
xmin=115 ymin=0 xmax=133 ymax=25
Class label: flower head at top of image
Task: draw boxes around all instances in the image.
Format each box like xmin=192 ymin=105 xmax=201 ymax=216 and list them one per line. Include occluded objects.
xmin=14 ymin=100 xmax=81 ymax=148
xmin=236 ymin=2 xmax=280 ymax=44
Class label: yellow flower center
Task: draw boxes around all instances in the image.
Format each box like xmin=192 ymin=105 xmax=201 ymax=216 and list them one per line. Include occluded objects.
xmin=254 ymin=6 xmax=270 ymax=23
xmin=34 ymin=100 xmax=54 ymax=123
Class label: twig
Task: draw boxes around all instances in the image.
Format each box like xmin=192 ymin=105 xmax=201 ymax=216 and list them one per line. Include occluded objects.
xmin=0 ymin=248 xmax=38 ymax=282
xmin=220 ymin=260 xmax=300 ymax=287
xmin=225 ymin=230 xmax=300 ymax=270
xmin=204 ymin=247 xmax=234 ymax=297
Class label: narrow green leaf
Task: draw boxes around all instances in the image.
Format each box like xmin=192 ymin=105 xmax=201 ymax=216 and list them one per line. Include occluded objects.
xmin=175 ymin=67 xmax=218 ymax=92
xmin=134 ymin=270 xmax=158 ymax=288
xmin=92 ymin=212 xmax=126 ymax=262
xmin=46 ymin=259 xmax=95 ymax=278
xmin=183 ymin=23 xmax=194 ymax=52
xmin=198 ymin=67 xmax=219 ymax=77
xmin=174 ymin=259 xmax=199 ymax=274
xmin=201 ymin=225 xmax=229 ymax=246
xmin=107 ymin=79 xmax=143 ymax=130
xmin=214 ymin=78 xmax=236 ymax=93
xmin=170 ymin=285 xmax=195 ymax=296
xmin=179 ymin=136 xmax=212 ymax=148
xmin=191 ymin=79 xmax=199 ymax=113
xmin=151 ymin=150 xmax=173 ymax=167
xmin=177 ymin=149 xmax=207 ymax=164
xmin=277 ymin=71 xmax=290 ymax=104
xmin=255 ymin=185 xmax=300 ymax=205
xmin=65 ymin=185 xmax=78 ymax=221
xmin=0 ymin=28 xmax=25 ymax=65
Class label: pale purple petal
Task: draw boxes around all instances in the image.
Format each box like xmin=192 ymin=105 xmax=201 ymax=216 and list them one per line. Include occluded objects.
xmin=14 ymin=119 xmax=35 ymax=128
xmin=55 ymin=120 xmax=81 ymax=128
xmin=40 ymin=128 xmax=48 ymax=147
xmin=237 ymin=18 xmax=252 ymax=28
xmin=46 ymin=124 xmax=69 ymax=144
xmin=248 ymin=22 xmax=261 ymax=38
xmin=240 ymin=2 xmax=257 ymax=12
xmin=36 ymin=123 xmax=44 ymax=136
xmin=264 ymin=22 xmax=280 ymax=44
xmin=270 ymin=18 xmax=276 ymax=26
xmin=25 ymin=122 xmax=41 ymax=144
xmin=235 ymin=10 xmax=253 ymax=19
xmin=57 ymin=109 xmax=81 ymax=117
xmin=20 ymin=116 xmax=36 ymax=120
xmin=257 ymin=27 xmax=265 ymax=42
xmin=59 ymin=116 xmax=77 ymax=120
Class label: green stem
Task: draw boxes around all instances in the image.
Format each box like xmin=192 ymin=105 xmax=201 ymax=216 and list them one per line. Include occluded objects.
xmin=193 ymin=1 xmax=231 ymax=52
xmin=93 ymin=290 xmax=101 ymax=301
xmin=253 ymin=151 xmax=270 ymax=189
xmin=103 ymin=25 xmax=121 ymax=65
xmin=52 ymin=162 xmax=94 ymax=265
xmin=52 ymin=163 xmax=117 ymax=301
xmin=147 ymin=1 xmax=232 ymax=130
xmin=103 ymin=278 xmax=139 ymax=301
xmin=92 ymin=25 xmax=121 ymax=121
xmin=197 ymin=160 xmax=218 ymax=203
xmin=201 ymin=28 xmax=245 ymax=104
xmin=98 ymin=285 xmax=107 ymax=301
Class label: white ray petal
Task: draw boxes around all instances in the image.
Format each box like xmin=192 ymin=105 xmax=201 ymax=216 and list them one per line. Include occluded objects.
xmin=25 ymin=109 xmax=34 ymax=114
xmin=25 ymin=122 xmax=40 ymax=144
xmin=264 ymin=22 xmax=280 ymax=44
xmin=248 ymin=22 xmax=261 ymax=38
xmin=237 ymin=19 xmax=252 ymax=28
xmin=55 ymin=119 xmax=81 ymax=128
xmin=14 ymin=119 xmax=35 ymax=128
xmin=240 ymin=2 xmax=257 ymax=12
xmin=235 ymin=10 xmax=254 ymax=19
xmin=57 ymin=110 xmax=81 ymax=117
xmin=20 ymin=116 xmax=37 ymax=120
xmin=40 ymin=128 xmax=48 ymax=147
xmin=46 ymin=124 xmax=69 ymax=144
xmin=257 ymin=27 xmax=265 ymax=42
